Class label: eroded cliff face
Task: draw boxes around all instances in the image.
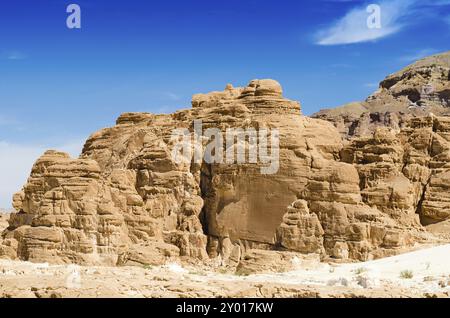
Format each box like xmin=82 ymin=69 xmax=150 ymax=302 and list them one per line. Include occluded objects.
xmin=341 ymin=117 xmax=450 ymax=224
xmin=313 ymin=51 xmax=450 ymax=139
xmin=0 ymin=79 xmax=447 ymax=267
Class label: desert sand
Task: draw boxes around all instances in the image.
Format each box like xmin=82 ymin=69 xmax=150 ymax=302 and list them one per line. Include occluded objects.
xmin=1 ymin=243 xmax=449 ymax=298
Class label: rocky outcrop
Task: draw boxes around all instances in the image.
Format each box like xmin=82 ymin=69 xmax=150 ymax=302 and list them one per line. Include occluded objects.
xmin=0 ymin=211 xmax=9 ymax=230
xmin=313 ymin=51 xmax=450 ymax=139
xmin=276 ymin=199 xmax=324 ymax=255
xmin=341 ymin=115 xmax=450 ymax=235
xmin=235 ymin=249 xmax=320 ymax=275
xmin=1 ymin=79 xmax=447 ymax=266
xmin=2 ymin=117 xmax=207 ymax=265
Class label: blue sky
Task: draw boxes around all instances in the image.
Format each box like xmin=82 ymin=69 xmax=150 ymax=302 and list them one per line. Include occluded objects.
xmin=0 ymin=0 xmax=449 ymax=207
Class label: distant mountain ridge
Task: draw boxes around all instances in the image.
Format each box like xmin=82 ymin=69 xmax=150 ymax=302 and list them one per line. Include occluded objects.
xmin=313 ymin=50 xmax=450 ymax=138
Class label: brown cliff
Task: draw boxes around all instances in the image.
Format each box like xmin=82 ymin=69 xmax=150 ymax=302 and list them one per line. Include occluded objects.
xmin=1 ymin=79 xmax=448 ymax=268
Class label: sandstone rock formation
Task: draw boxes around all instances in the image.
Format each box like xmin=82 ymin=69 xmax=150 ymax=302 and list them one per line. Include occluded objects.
xmin=313 ymin=51 xmax=450 ymax=138
xmin=1 ymin=78 xmax=448 ymax=268
xmin=340 ymin=115 xmax=450 ymax=240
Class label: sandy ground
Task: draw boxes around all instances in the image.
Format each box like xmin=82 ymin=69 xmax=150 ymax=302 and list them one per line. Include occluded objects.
xmin=248 ymin=244 xmax=450 ymax=293
xmin=1 ymin=244 xmax=449 ymax=298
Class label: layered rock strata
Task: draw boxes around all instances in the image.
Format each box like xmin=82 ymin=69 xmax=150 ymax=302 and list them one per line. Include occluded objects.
xmin=1 ymin=79 xmax=447 ymax=267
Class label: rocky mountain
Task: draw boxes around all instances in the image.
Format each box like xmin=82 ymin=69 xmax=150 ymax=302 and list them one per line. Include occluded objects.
xmin=0 ymin=79 xmax=448 ymax=270
xmin=313 ymin=51 xmax=450 ymax=139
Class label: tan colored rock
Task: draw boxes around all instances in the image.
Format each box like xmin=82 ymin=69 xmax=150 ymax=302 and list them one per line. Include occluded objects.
xmin=1 ymin=79 xmax=447 ymax=267
xmin=340 ymin=114 xmax=450 ymax=241
xmin=314 ymin=51 xmax=450 ymax=139
xmin=0 ymin=211 xmax=9 ymax=231
xmin=420 ymin=170 xmax=450 ymax=224
xmin=276 ymin=199 xmax=325 ymax=254
xmin=235 ymin=249 xmax=319 ymax=275
xmin=117 ymin=240 xmax=180 ymax=266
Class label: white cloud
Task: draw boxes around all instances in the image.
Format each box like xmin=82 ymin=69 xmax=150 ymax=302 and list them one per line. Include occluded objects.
xmin=0 ymin=140 xmax=84 ymax=209
xmin=316 ymin=0 xmax=416 ymax=45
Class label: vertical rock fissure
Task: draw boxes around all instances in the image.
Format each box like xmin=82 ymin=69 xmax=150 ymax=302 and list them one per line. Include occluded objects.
xmin=197 ymin=162 xmax=212 ymax=236
xmin=416 ymin=175 xmax=432 ymax=225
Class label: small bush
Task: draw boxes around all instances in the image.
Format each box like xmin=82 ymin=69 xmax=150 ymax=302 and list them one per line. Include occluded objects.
xmin=423 ymin=276 xmax=435 ymax=282
xmin=400 ymin=270 xmax=414 ymax=279
xmin=217 ymin=268 xmax=229 ymax=274
xmin=353 ymin=267 xmax=367 ymax=275
xmin=188 ymin=270 xmax=206 ymax=276
xmin=355 ymin=275 xmax=371 ymax=288
xmin=235 ymin=268 xmax=252 ymax=276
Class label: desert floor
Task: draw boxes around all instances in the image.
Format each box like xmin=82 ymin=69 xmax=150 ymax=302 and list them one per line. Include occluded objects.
xmin=0 ymin=243 xmax=449 ymax=298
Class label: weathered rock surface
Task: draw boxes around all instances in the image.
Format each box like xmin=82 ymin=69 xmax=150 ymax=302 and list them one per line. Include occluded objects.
xmin=341 ymin=115 xmax=450 ymax=239
xmin=276 ymin=199 xmax=324 ymax=255
xmin=0 ymin=212 xmax=8 ymax=231
xmin=313 ymin=51 xmax=450 ymax=139
xmin=1 ymin=78 xmax=448 ymax=267
xmin=235 ymin=249 xmax=320 ymax=275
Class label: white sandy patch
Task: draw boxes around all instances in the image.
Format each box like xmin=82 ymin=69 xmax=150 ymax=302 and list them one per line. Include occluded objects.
xmin=210 ymin=244 xmax=450 ymax=294
xmin=165 ymin=262 xmax=188 ymax=274
xmin=1 ymin=244 xmax=449 ymax=296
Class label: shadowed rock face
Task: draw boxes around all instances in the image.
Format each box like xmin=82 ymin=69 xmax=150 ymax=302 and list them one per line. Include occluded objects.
xmin=313 ymin=51 xmax=450 ymax=139
xmin=0 ymin=79 xmax=447 ymax=267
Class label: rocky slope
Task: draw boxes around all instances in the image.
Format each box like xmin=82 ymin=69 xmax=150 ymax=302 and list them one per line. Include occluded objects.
xmin=0 ymin=79 xmax=448 ymax=270
xmin=313 ymin=51 xmax=450 ymax=138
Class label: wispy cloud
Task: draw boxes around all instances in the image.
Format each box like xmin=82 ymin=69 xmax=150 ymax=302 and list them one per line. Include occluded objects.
xmin=330 ymin=63 xmax=352 ymax=68
xmin=163 ymin=92 xmax=181 ymax=101
xmin=1 ymin=50 xmax=27 ymax=60
xmin=153 ymin=105 xmax=181 ymax=114
xmin=364 ymin=82 xmax=379 ymax=88
xmin=316 ymin=0 xmax=416 ymax=45
xmin=316 ymin=0 xmax=450 ymax=45
xmin=399 ymin=48 xmax=439 ymax=63
xmin=0 ymin=139 xmax=84 ymax=209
